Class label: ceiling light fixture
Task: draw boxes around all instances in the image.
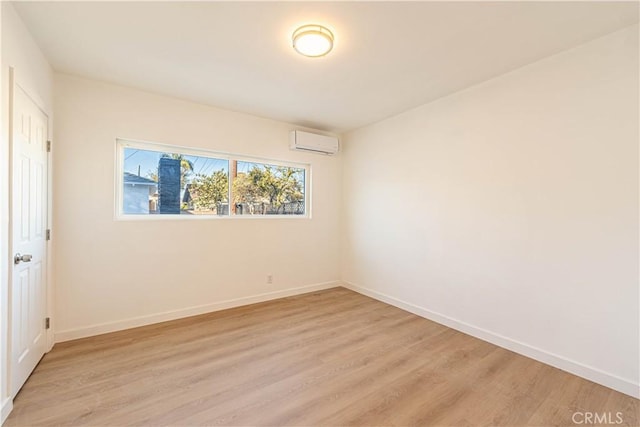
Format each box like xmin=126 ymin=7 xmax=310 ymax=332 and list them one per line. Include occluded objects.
xmin=292 ymin=24 xmax=334 ymax=57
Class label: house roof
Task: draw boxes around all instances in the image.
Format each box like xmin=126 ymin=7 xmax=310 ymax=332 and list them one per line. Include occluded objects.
xmin=124 ymin=172 xmax=157 ymax=186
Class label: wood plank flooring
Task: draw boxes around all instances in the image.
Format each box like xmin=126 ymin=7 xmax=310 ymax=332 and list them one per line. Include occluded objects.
xmin=5 ymin=287 xmax=639 ymax=426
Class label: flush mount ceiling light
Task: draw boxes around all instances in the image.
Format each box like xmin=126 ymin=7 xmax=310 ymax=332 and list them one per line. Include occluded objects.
xmin=292 ymin=24 xmax=334 ymax=57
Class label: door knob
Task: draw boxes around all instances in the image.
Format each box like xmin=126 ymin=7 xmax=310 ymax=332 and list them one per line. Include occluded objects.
xmin=14 ymin=253 xmax=32 ymax=264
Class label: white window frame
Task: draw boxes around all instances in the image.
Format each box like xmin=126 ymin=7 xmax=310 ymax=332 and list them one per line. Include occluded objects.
xmin=115 ymin=138 xmax=312 ymax=220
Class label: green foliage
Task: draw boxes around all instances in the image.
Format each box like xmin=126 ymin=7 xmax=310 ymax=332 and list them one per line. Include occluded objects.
xmin=232 ymin=171 xmax=263 ymax=204
xmin=233 ymin=165 xmax=304 ymax=213
xmin=176 ymin=163 xmax=303 ymax=214
xmin=189 ymin=170 xmax=229 ymax=211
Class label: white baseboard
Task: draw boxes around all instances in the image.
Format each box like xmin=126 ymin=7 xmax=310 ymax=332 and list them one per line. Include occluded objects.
xmin=1 ymin=397 xmax=12 ymax=426
xmin=342 ymin=281 xmax=640 ymax=399
xmin=55 ymin=281 xmax=340 ymax=343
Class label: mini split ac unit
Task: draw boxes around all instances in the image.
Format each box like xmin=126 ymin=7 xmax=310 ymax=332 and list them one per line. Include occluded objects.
xmin=289 ymin=130 xmax=339 ymax=155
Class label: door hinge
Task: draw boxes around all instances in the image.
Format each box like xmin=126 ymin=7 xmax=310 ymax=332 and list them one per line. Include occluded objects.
xmin=46 ymin=229 xmax=51 ymax=241
xmin=46 ymin=140 xmax=51 ymax=152
xmin=45 ymin=317 xmax=50 ymax=329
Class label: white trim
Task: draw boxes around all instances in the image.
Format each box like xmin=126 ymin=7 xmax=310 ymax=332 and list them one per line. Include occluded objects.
xmin=45 ymin=89 xmax=54 ymax=354
xmin=1 ymin=397 xmax=12 ymax=425
xmin=342 ymin=281 xmax=640 ymax=399
xmin=55 ymin=281 xmax=340 ymax=343
xmin=113 ymin=213 xmax=311 ymax=222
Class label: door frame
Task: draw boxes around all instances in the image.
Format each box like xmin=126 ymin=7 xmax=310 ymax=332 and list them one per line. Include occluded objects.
xmin=7 ymin=66 xmax=54 ymax=397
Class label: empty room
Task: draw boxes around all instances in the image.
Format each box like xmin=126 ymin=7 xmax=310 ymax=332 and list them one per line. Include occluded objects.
xmin=1 ymin=1 xmax=638 ymax=426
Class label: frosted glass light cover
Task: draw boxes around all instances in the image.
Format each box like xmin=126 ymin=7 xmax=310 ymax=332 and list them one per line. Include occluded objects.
xmin=292 ymin=25 xmax=334 ymax=57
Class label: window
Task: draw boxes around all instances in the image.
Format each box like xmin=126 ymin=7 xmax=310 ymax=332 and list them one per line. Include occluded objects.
xmin=116 ymin=139 xmax=309 ymax=218
xmin=233 ymin=161 xmax=305 ymax=215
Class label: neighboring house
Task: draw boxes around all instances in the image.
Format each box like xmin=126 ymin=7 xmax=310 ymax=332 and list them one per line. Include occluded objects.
xmin=123 ymin=172 xmax=158 ymax=214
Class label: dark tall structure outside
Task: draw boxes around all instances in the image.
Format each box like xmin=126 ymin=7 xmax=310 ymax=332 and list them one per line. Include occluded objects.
xmin=158 ymin=157 xmax=181 ymax=214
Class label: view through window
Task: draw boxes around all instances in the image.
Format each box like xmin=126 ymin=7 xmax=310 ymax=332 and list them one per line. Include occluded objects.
xmin=119 ymin=141 xmax=307 ymax=217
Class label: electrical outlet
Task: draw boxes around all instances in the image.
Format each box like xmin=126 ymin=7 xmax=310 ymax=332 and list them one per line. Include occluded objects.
xmin=267 ymin=275 xmax=273 ymax=284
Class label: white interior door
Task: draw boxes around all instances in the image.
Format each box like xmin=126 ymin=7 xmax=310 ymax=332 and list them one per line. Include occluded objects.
xmin=11 ymin=84 xmax=48 ymax=397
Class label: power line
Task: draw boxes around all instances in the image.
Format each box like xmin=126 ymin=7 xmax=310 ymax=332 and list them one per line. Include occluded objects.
xmin=124 ymin=150 xmax=139 ymax=161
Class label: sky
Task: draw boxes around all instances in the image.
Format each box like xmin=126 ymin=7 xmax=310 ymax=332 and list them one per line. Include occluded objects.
xmin=123 ymin=148 xmax=304 ymax=183
xmin=124 ymin=147 xmax=228 ymax=180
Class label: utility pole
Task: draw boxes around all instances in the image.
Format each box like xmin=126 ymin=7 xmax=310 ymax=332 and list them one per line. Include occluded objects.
xmin=230 ymin=160 xmax=237 ymax=215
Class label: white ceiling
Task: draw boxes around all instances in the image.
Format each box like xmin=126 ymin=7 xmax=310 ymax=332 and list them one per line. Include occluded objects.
xmin=13 ymin=1 xmax=639 ymax=133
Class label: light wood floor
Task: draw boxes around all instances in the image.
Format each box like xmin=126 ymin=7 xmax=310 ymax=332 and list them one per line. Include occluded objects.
xmin=6 ymin=287 xmax=638 ymax=426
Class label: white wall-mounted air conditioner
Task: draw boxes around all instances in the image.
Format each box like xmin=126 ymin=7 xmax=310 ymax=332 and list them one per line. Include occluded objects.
xmin=289 ymin=130 xmax=339 ymax=155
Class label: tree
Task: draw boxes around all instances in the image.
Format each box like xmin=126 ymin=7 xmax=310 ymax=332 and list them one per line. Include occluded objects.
xmin=233 ymin=165 xmax=303 ymax=214
xmin=232 ymin=172 xmax=264 ymax=204
xmin=189 ymin=170 xmax=229 ymax=211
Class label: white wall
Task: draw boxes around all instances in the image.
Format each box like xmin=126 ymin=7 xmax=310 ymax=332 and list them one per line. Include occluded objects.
xmin=3 ymin=4 xmax=636 ymax=412
xmin=342 ymin=25 xmax=639 ymax=397
xmin=0 ymin=2 xmax=54 ymax=422
xmin=53 ymin=74 xmax=342 ymax=341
